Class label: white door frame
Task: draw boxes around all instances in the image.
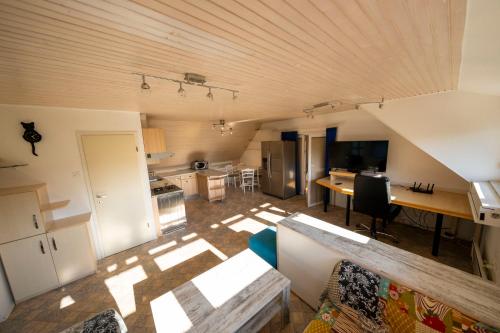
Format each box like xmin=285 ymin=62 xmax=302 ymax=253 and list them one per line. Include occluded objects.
xmin=76 ymin=131 xmax=156 ymax=259
xmin=304 ymin=132 xmax=326 ymax=207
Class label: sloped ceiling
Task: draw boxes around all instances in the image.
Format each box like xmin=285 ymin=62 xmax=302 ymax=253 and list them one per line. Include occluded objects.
xmin=0 ymin=0 xmax=466 ymax=122
xmin=363 ymin=91 xmax=500 ymax=182
xmin=459 ymin=0 xmax=500 ymax=96
xmin=147 ymin=118 xmax=259 ymax=168
xmin=362 ymin=0 xmax=500 ymax=182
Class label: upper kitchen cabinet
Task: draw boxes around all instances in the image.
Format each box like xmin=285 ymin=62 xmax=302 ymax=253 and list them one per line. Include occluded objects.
xmin=142 ymin=128 xmax=166 ymax=154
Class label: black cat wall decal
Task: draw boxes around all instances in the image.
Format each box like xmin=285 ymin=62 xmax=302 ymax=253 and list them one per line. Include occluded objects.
xmin=21 ymin=122 xmax=42 ymax=156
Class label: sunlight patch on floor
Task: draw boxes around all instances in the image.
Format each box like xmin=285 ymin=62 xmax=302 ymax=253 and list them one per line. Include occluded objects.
xmin=293 ymin=213 xmax=370 ymax=244
xmin=104 ymin=265 xmax=148 ymax=318
xmin=210 ymin=224 xmax=219 ymax=229
xmin=269 ymin=206 xmax=286 ymax=213
xmin=59 ymin=295 xmax=75 ymax=309
xmin=154 ymin=238 xmax=228 ymax=272
xmin=221 ymin=214 xmax=244 ymax=224
xmin=148 ymin=241 xmax=177 ymax=255
xmin=182 ymin=232 xmax=197 ymax=241
xmin=125 ymin=256 xmax=138 ymax=265
xmin=259 ymin=203 xmax=271 ymax=208
xmin=107 ymin=264 xmax=118 ymax=273
xmin=228 ymin=218 xmax=269 ymax=234
xmin=150 ymin=292 xmax=192 ymax=333
xmin=192 ymin=249 xmax=271 ymax=308
xmin=250 ymin=208 xmax=258 ymax=212
xmin=255 ymin=211 xmax=285 ymax=224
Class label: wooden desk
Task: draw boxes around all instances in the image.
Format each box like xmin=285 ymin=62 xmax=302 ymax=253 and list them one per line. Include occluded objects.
xmin=316 ymin=177 xmax=473 ymax=256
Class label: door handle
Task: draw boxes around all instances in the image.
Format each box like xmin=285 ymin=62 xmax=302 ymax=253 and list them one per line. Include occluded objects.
xmin=268 ymin=152 xmax=272 ymax=179
xmin=52 ymin=238 xmax=58 ymax=251
xmin=33 ymin=214 xmax=39 ymax=229
xmin=96 ymin=194 xmax=107 ymax=198
xmin=40 ymin=240 xmax=45 ymax=254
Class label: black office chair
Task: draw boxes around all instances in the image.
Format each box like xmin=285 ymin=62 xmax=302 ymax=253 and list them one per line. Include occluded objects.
xmin=353 ymin=174 xmax=401 ymax=243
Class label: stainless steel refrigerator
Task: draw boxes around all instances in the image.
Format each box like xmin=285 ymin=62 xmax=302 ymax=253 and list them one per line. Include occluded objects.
xmin=261 ymin=141 xmax=296 ymax=199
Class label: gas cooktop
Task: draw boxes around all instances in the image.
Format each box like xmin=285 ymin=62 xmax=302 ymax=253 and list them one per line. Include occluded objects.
xmin=151 ymin=184 xmax=183 ymax=196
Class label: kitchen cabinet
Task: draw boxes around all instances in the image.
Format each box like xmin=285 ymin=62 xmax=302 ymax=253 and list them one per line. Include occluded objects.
xmin=165 ymin=176 xmax=182 ymax=188
xmin=197 ymin=171 xmax=226 ymax=202
xmin=47 ymin=222 xmax=96 ymax=286
xmin=0 ymin=234 xmax=59 ymax=302
xmin=0 ymin=192 xmax=44 ymax=244
xmin=181 ymin=173 xmax=198 ymax=197
xmin=142 ymin=128 xmax=166 ymax=153
xmin=0 ymin=184 xmax=96 ymax=303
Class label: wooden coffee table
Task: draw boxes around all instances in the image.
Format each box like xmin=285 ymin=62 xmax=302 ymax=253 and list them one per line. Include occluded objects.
xmin=150 ymin=249 xmax=291 ymax=333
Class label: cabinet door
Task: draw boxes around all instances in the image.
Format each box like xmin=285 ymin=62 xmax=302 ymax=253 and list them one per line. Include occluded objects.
xmin=142 ymin=128 xmax=166 ymax=153
xmin=48 ymin=224 xmax=96 ymax=285
xmin=181 ymin=178 xmax=197 ymax=196
xmin=0 ymin=192 xmax=44 ymax=244
xmin=0 ymin=234 xmax=59 ymax=302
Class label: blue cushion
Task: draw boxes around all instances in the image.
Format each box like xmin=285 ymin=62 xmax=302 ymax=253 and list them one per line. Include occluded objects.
xmin=248 ymin=227 xmax=277 ymax=268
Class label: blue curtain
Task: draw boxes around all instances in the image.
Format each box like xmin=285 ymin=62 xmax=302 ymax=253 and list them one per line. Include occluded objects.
xmin=324 ymin=128 xmax=337 ymax=204
xmin=281 ymin=131 xmax=300 ymax=194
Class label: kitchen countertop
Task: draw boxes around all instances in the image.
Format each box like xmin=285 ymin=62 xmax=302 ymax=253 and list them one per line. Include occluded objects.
xmin=197 ymin=169 xmax=227 ymax=178
xmin=157 ymin=168 xmax=196 ymax=177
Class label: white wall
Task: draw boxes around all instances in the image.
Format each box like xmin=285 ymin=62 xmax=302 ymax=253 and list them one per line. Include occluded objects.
xmin=259 ymin=109 xmax=473 ymax=239
xmin=147 ymin=118 xmax=259 ymax=170
xmin=239 ymin=129 xmax=281 ymax=167
xmin=363 ymin=91 xmax=500 ymax=182
xmin=0 ymin=104 xmax=155 ymax=258
xmin=260 ymin=109 xmax=469 ymax=192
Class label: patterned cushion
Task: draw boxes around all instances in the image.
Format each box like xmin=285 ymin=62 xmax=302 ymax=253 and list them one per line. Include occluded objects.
xmin=307 ymin=261 xmax=500 ymax=333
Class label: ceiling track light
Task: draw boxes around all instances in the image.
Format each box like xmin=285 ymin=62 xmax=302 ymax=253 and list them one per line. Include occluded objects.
xmin=141 ymin=74 xmax=150 ymax=90
xmin=303 ymin=97 xmax=385 ymax=117
xmin=212 ymin=120 xmax=233 ymax=136
xmin=177 ymin=82 xmax=186 ymax=97
xmin=206 ymin=87 xmax=213 ymax=101
xmin=133 ymin=73 xmax=238 ymax=99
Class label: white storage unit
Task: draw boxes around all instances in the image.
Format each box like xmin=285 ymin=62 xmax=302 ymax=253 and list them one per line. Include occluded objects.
xmin=0 ymin=184 xmax=96 ymax=303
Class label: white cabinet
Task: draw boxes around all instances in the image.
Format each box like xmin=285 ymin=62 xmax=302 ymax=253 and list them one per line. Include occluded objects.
xmin=181 ymin=173 xmax=198 ymax=197
xmin=47 ymin=223 xmax=96 ymax=285
xmin=0 ymin=234 xmax=59 ymax=302
xmin=166 ymin=176 xmax=182 ymax=188
xmin=0 ymin=192 xmax=44 ymax=244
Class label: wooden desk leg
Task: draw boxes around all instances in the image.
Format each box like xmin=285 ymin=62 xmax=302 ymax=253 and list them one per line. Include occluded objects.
xmin=345 ymin=196 xmax=351 ymax=226
xmin=281 ymin=285 xmax=290 ymax=329
xmin=432 ymin=213 xmax=444 ymax=256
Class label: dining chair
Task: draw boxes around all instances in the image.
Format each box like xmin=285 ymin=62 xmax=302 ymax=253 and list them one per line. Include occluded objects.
xmin=253 ymin=167 xmax=261 ymax=189
xmin=240 ymin=168 xmax=255 ymax=193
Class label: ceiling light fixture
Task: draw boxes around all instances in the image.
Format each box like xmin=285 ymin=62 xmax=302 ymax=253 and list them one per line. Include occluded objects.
xmin=133 ymin=73 xmax=238 ymax=99
xmin=177 ymin=82 xmax=186 ymax=97
xmin=303 ymin=97 xmax=384 ymax=118
xmin=141 ymin=74 xmax=150 ymax=90
xmin=212 ymin=120 xmax=232 ymax=136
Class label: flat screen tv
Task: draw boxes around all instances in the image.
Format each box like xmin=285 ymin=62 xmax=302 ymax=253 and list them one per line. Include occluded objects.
xmin=329 ymin=140 xmax=389 ymax=173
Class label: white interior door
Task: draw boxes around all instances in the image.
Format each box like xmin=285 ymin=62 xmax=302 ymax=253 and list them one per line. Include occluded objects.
xmin=307 ymin=136 xmax=325 ymax=207
xmin=81 ymin=134 xmax=152 ymax=257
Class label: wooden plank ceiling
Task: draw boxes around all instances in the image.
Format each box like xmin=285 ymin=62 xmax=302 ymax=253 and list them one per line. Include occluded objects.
xmin=0 ymin=0 xmax=466 ymax=122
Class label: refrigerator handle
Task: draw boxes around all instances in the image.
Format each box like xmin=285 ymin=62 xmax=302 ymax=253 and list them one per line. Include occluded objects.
xmin=268 ymin=152 xmax=272 ymax=179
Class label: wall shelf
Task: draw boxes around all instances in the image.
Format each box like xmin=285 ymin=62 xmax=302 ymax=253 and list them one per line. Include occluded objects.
xmin=40 ymin=200 xmax=70 ymax=213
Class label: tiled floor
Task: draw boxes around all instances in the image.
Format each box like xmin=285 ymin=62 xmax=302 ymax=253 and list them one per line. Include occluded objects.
xmin=0 ymin=188 xmax=472 ymax=333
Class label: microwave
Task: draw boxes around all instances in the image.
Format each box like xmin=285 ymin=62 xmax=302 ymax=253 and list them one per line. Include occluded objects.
xmin=191 ymin=160 xmax=208 ymax=170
